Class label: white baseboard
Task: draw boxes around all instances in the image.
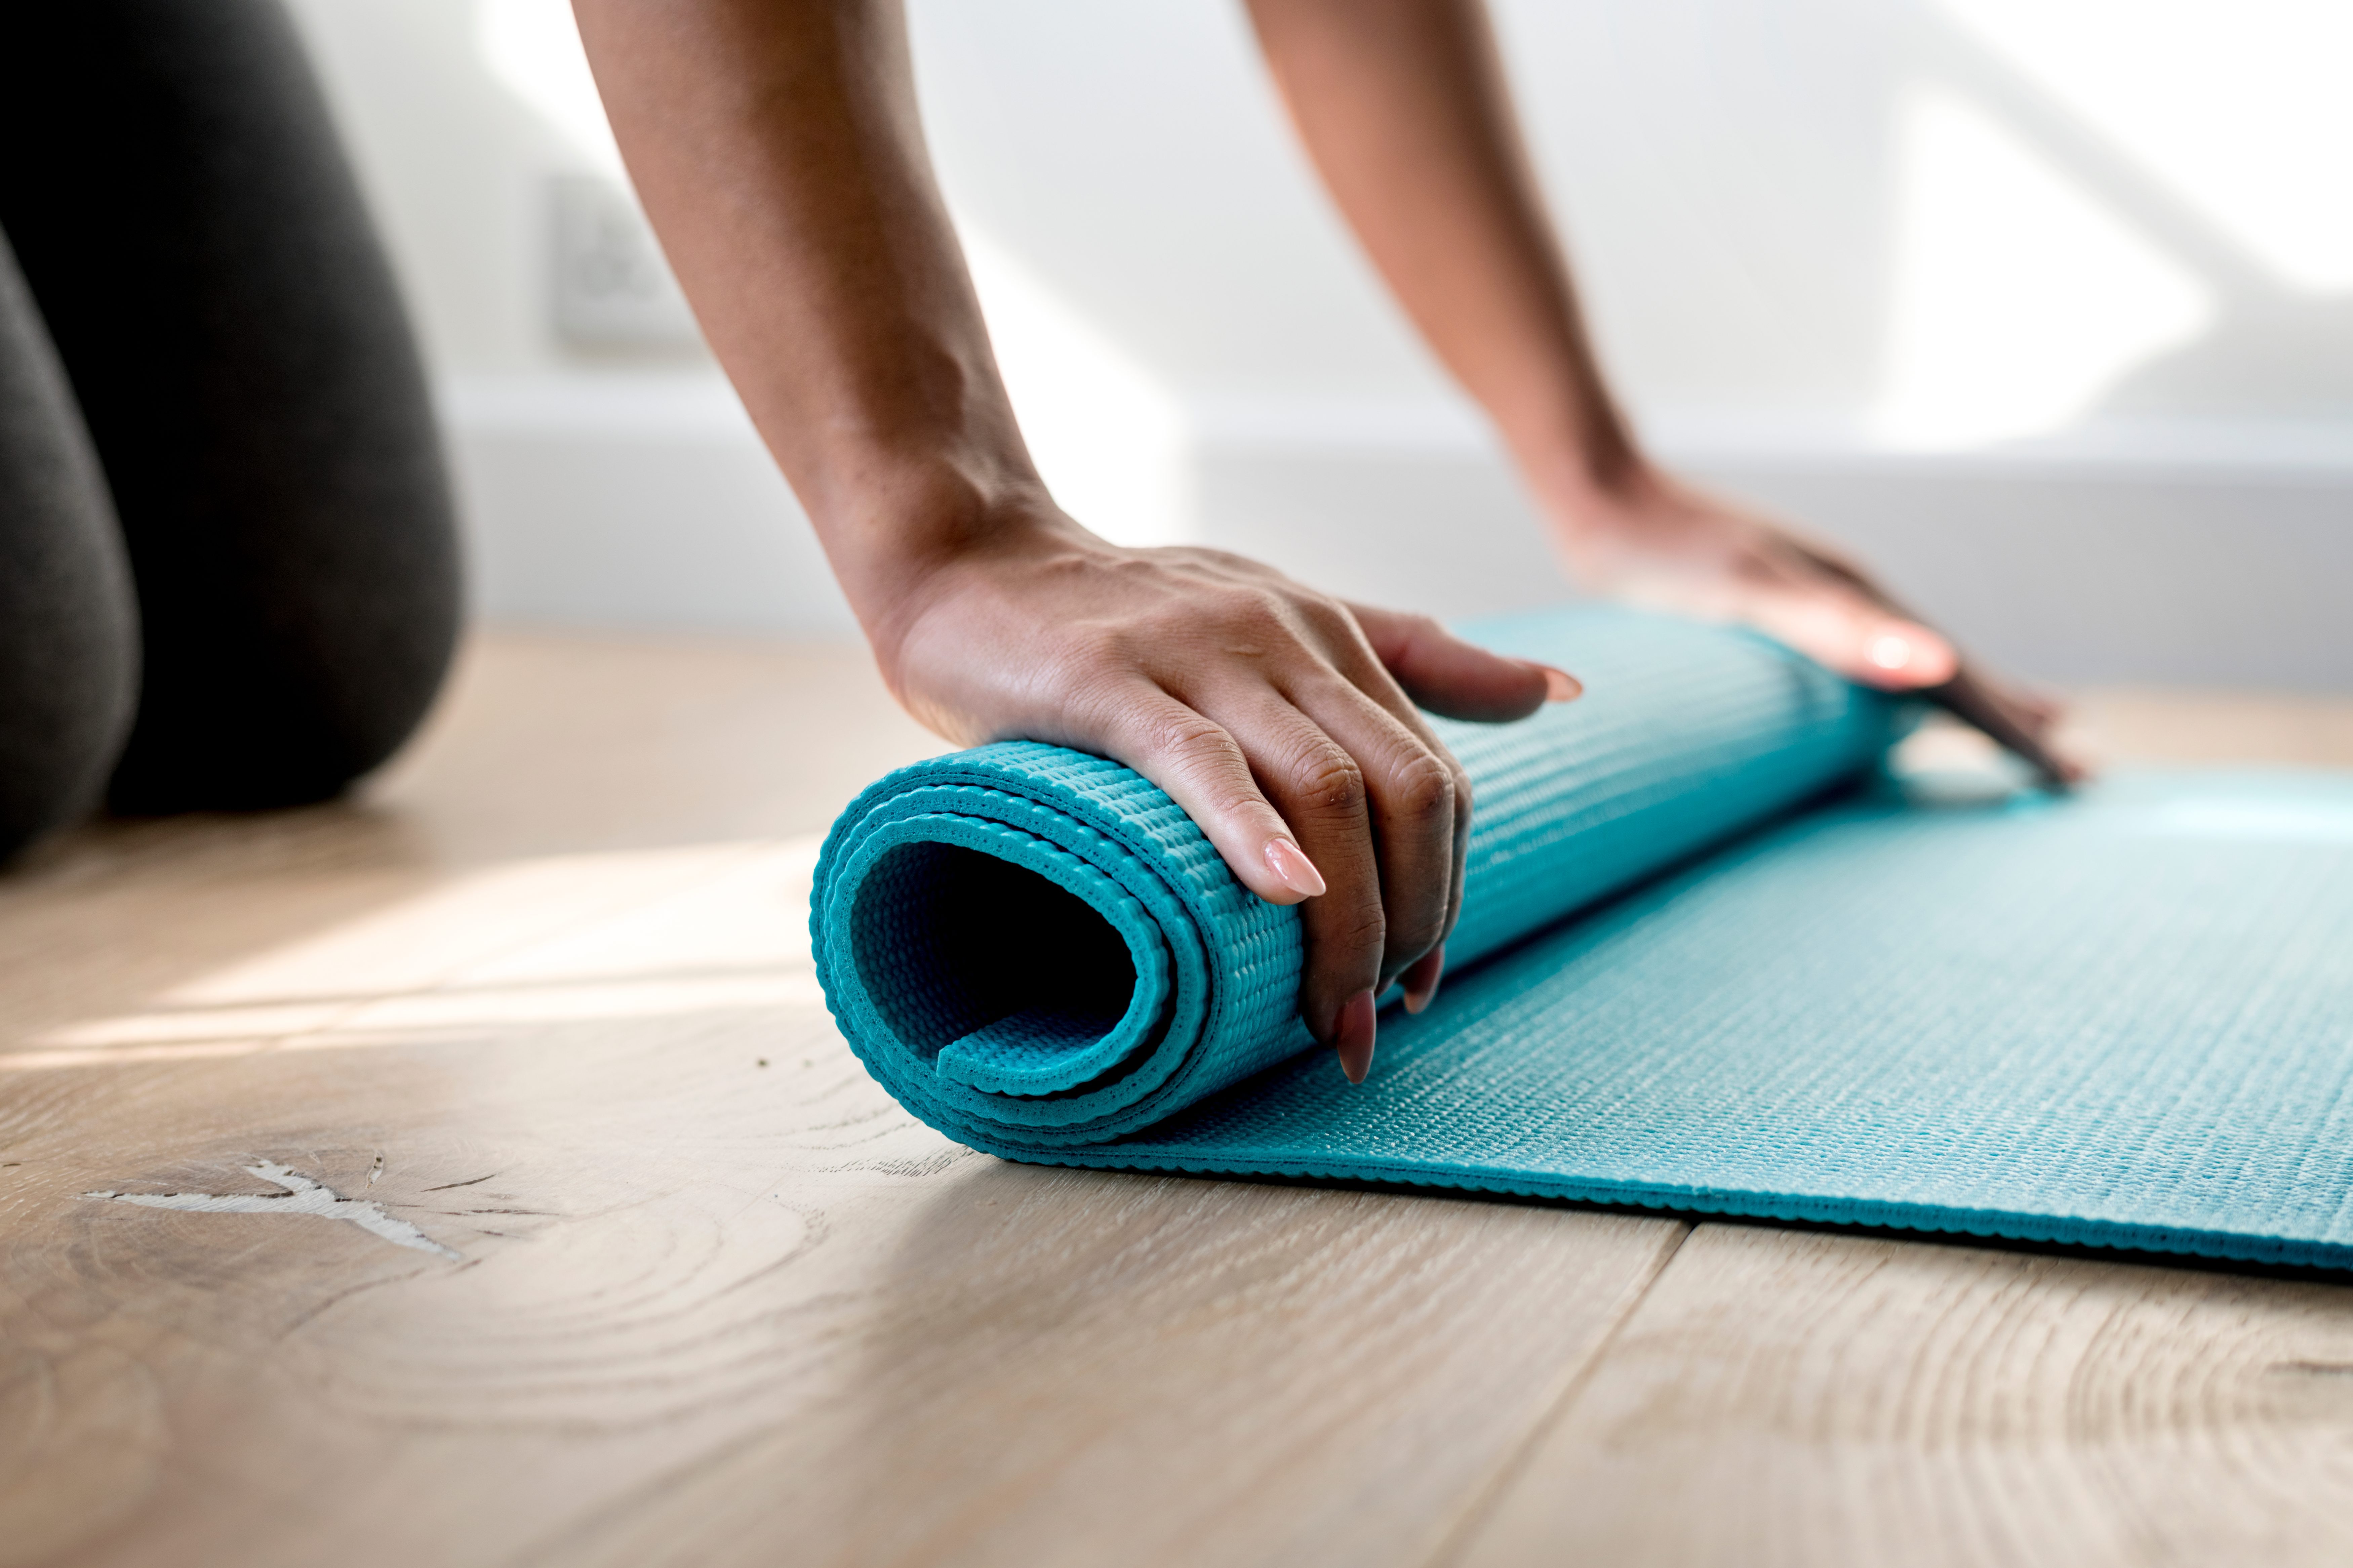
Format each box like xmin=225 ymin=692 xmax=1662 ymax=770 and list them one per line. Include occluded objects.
xmin=439 ymin=374 xmax=860 ymax=638
xmin=439 ymin=374 xmax=2353 ymax=689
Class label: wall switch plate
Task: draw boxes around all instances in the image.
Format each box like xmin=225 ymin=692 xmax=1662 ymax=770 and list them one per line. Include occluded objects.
xmin=548 ymin=174 xmax=705 ymax=351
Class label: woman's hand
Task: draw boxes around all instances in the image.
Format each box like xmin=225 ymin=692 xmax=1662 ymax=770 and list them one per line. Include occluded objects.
xmin=580 ymin=0 xmax=2058 ymax=1097
xmin=1554 ymin=469 xmax=2083 ymax=785
xmin=576 ymin=0 xmax=1587 ymax=1084
xmin=873 ymin=502 xmax=1579 ymax=1083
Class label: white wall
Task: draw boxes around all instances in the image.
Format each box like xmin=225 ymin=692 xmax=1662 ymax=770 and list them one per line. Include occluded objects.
xmin=287 ymin=0 xmax=2353 ymax=685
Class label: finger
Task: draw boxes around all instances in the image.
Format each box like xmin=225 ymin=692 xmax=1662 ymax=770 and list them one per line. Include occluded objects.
xmin=1926 ymin=665 xmax=2090 ymax=789
xmin=1738 ymin=583 xmax=1959 ymax=692
xmin=2008 ymin=686 xmax=2066 ymax=730
xmin=1809 ymin=580 xmax=2082 ymax=779
xmin=1775 ymin=554 xmax=2083 ymax=776
xmin=1281 ymin=675 xmax=1461 ymax=990
xmin=1347 ymin=603 xmax=1580 ymax=720
xmin=1192 ymin=684 xmax=1393 ymax=1041
xmin=1766 ymin=534 xmax=2087 ymax=779
xmin=1332 ymin=989 xmax=1377 ymax=1084
xmin=1309 ymin=607 xmax=1479 ymax=958
xmin=1400 ymin=943 xmax=1445 ymax=1014
xmin=1093 ymin=685 xmax=1331 ymax=910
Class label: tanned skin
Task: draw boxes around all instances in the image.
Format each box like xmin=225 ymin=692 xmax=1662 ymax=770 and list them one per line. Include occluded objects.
xmin=574 ymin=0 xmax=2075 ymax=1083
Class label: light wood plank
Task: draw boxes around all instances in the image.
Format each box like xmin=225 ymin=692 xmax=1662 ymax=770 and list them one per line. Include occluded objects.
xmin=359 ymin=628 xmax=951 ymax=863
xmin=2077 ymin=687 xmax=2353 ymax=769
xmin=1454 ymin=1223 xmax=2353 ymax=1568
xmin=12 ymin=633 xmax=2353 ymax=1566
xmin=0 ymin=630 xmax=1684 ymax=1568
xmin=1455 ymin=693 xmax=2353 ymax=1568
xmin=0 ymin=629 xmax=940 ymax=1049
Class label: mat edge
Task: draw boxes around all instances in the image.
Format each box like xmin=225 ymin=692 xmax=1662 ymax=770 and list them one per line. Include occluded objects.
xmin=957 ymin=1143 xmax=2353 ymax=1271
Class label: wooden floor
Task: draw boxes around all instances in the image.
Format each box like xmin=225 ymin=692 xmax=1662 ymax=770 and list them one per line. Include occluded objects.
xmin=8 ymin=630 xmax=2353 ymax=1568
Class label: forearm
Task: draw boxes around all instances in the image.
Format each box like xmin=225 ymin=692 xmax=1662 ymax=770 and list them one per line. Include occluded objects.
xmin=572 ymin=0 xmax=1052 ymax=653
xmin=569 ymin=0 xmax=1664 ymax=1060
xmin=1242 ymin=0 xmax=1646 ymax=519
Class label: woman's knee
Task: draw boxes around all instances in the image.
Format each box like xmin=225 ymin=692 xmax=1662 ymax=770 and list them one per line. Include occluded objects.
xmin=0 ymin=237 xmax=137 ymax=863
xmin=0 ymin=0 xmax=463 ymax=814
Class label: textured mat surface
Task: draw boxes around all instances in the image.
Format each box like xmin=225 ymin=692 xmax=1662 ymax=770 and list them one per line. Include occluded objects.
xmin=814 ymin=607 xmax=2353 ymax=1268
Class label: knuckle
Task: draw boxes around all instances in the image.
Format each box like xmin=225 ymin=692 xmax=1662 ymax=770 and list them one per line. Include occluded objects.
xmin=1219 ymin=589 xmax=1291 ymax=639
xmin=1310 ymin=603 xmax=1378 ymax=661
xmin=1141 ymin=708 xmax=1236 ymax=765
xmin=1316 ymin=902 xmax=1389 ymax=963
xmin=1186 ymin=546 xmax=1260 ymax=577
xmin=1395 ymin=611 xmax=1442 ymax=646
xmin=1291 ymin=591 xmax=1351 ymax=633
xmin=1048 ymin=626 xmax=1137 ymax=685
xmin=1288 ymin=745 xmax=1366 ymax=816
xmin=1386 ymin=749 xmax=1457 ymax=825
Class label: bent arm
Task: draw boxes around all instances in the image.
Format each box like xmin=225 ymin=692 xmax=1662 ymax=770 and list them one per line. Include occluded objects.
xmin=574 ymin=0 xmax=1579 ymax=1076
xmin=571 ymin=0 xmax=1032 ymax=653
xmin=1241 ymin=0 xmax=1639 ymax=517
xmin=1244 ymin=0 xmax=2078 ymax=778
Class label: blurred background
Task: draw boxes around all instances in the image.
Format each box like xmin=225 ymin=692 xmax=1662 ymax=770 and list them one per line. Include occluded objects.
xmin=287 ymin=0 xmax=2353 ymax=688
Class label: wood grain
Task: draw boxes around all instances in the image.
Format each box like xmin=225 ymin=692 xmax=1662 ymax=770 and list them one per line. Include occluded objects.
xmin=9 ymin=634 xmax=2353 ymax=1566
xmin=1454 ymin=1224 xmax=2353 ymax=1568
xmin=0 ymin=629 xmax=1684 ymax=1568
xmin=1453 ymin=692 xmax=2353 ymax=1568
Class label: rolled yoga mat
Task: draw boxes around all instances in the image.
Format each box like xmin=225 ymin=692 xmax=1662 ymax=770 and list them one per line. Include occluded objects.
xmin=813 ymin=606 xmax=2353 ymax=1270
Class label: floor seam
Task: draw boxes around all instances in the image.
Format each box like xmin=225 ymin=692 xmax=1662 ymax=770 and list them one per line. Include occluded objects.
xmin=1419 ymin=1218 xmax=1697 ymax=1568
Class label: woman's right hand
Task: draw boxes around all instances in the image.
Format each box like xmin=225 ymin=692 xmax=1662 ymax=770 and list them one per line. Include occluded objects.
xmin=575 ymin=0 xmax=1581 ymax=1084
xmin=868 ymin=501 xmax=1580 ymax=1083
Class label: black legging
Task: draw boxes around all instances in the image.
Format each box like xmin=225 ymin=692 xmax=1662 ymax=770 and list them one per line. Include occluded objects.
xmin=0 ymin=0 xmax=461 ymax=861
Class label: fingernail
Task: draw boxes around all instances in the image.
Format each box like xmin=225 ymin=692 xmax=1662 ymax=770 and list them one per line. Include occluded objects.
xmin=1866 ymin=634 xmax=1912 ymax=673
xmin=1264 ymin=836 xmax=1327 ymax=899
xmin=1333 ymin=990 xmax=1377 ymax=1084
xmin=1530 ymin=663 xmax=1583 ymax=702
xmin=1401 ymin=945 xmax=1445 ymax=1015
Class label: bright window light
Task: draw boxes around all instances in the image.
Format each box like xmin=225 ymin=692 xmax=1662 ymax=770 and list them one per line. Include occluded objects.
xmin=1876 ymin=88 xmax=2214 ymax=450
xmin=959 ymin=225 xmax=1192 ymax=547
xmin=473 ymin=1 xmax=1187 ymax=544
xmin=1938 ymin=0 xmax=2353 ymax=293
xmin=477 ymin=0 xmax=624 ymax=175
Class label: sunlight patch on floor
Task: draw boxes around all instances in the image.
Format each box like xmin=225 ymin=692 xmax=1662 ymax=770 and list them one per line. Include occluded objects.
xmin=8 ymin=836 xmax=828 ymax=1073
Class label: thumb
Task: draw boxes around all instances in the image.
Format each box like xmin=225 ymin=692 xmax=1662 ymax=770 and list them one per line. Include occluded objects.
xmin=1348 ymin=604 xmax=1581 ymax=723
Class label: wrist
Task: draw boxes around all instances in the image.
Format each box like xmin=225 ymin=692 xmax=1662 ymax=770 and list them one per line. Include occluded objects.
xmin=1478 ymin=368 xmax=1653 ymax=532
xmin=821 ymin=458 xmax=1093 ymax=683
xmin=1512 ymin=435 xmax=1664 ymax=543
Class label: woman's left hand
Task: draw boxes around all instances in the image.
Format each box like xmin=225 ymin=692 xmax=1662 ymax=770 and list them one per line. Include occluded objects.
xmin=1553 ymin=468 xmax=2085 ymax=786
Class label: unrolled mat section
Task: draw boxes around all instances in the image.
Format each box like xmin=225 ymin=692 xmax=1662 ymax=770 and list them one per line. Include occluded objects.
xmin=813 ymin=605 xmax=2353 ymax=1269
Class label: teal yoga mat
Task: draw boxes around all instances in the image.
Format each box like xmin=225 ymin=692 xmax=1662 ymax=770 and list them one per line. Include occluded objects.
xmin=813 ymin=607 xmax=2353 ymax=1269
